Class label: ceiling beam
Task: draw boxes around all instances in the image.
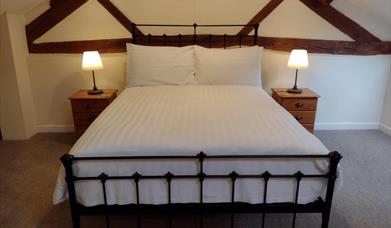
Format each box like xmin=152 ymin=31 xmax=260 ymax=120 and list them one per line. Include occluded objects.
xmin=50 ymin=0 xmax=66 ymax=7
xmin=26 ymin=0 xmax=87 ymax=43
xmin=259 ymin=37 xmax=390 ymax=55
xmin=318 ymin=0 xmax=333 ymax=5
xmin=238 ymin=0 xmax=284 ymax=35
xmin=299 ymin=0 xmax=381 ymax=42
xmin=28 ymin=36 xmax=391 ymax=55
xmin=97 ymin=0 xmax=144 ymax=36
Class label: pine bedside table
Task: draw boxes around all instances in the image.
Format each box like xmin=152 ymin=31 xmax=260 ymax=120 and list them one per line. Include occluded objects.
xmin=271 ymin=88 xmax=320 ymax=133
xmin=69 ymin=89 xmax=117 ymax=137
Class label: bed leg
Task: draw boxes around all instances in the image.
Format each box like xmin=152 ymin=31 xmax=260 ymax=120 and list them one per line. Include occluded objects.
xmin=61 ymin=154 xmax=80 ymax=228
xmin=71 ymin=213 xmax=80 ymax=228
xmin=321 ymin=151 xmax=342 ymax=228
xmin=321 ymin=211 xmax=330 ymax=228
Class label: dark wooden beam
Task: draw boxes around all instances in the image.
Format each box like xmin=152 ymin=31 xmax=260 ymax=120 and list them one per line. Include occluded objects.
xmin=238 ymin=0 xmax=284 ymax=35
xmin=26 ymin=0 xmax=88 ymax=43
xmin=318 ymin=0 xmax=333 ymax=5
xmin=97 ymin=0 xmax=144 ymax=36
xmin=299 ymin=0 xmax=381 ymax=42
xmin=28 ymin=36 xmax=391 ymax=55
xmin=259 ymin=37 xmax=391 ymax=55
xmin=28 ymin=39 xmax=132 ymax=53
xmin=50 ymin=0 xmax=66 ymax=7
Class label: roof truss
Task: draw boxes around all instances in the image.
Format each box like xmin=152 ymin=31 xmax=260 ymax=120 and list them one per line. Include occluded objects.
xmin=25 ymin=0 xmax=390 ymax=55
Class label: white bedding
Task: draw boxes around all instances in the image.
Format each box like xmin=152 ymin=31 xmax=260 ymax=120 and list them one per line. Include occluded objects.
xmin=54 ymin=85 xmax=339 ymax=207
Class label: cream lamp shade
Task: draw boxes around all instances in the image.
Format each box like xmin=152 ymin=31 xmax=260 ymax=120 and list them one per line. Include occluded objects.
xmin=287 ymin=49 xmax=309 ymax=69
xmin=286 ymin=49 xmax=308 ymax=93
xmin=82 ymin=51 xmax=103 ymax=70
xmin=82 ymin=51 xmax=104 ymax=95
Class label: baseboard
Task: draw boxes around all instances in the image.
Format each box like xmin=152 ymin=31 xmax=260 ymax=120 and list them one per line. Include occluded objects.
xmin=379 ymin=123 xmax=391 ymax=136
xmin=36 ymin=125 xmax=74 ymax=133
xmin=315 ymin=122 xmax=379 ymax=130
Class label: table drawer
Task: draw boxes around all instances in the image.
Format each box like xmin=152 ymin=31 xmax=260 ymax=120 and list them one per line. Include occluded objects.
xmin=71 ymin=100 xmax=110 ymax=113
xmin=75 ymin=125 xmax=89 ymax=137
xmin=289 ymin=111 xmax=316 ymax=124
xmin=282 ymin=98 xmax=317 ymax=111
xmin=73 ymin=113 xmax=100 ymax=125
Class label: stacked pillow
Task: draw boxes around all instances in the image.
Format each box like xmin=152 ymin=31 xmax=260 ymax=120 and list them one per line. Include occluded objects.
xmin=126 ymin=43 xmax=263 ymax=88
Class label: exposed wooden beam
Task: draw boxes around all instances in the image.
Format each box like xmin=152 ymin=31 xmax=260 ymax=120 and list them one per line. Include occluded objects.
xmin=299 ymin=0 xmax=380 ymax=42
xmin=97 ymin=0 xmax=144 ymax=36
xmin=26 ymin=0 xmax=88 ymax=43
xmin=258 ymin=37 xmax=391 ymax=55
xmin=28 ymin=36 xmax=391 ymax=55
xmin=28 ymin=39 xmax=132 ymax=53
xmin=318 ymin=0 xmax=333 ymax=5
xmin=238 ymin=0 xmax=284 ymax=35
xmin=50 ymin=0 xmax=66 ymax=7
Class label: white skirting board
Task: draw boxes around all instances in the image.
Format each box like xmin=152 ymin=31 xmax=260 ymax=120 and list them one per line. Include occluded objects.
xmin=314 ymin=122 xmax=379 ymax=130
xmin=379 ymin=123 xmax=391 ymax=136
xmin=35 ymin=123 xmax=391 ymax=134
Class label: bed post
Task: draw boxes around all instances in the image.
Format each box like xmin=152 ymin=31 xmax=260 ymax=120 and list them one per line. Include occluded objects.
xmin=322 ymin=151 xmax=342 ymax=228
xmin=61 ymin=154 xmax=80 ymax=228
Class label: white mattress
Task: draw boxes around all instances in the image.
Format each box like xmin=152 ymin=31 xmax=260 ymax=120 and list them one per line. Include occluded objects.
xmin=54 ymin=85 xmax=339 ymax=207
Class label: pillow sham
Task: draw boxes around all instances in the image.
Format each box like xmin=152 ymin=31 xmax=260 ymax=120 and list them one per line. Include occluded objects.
xmin=126 ymin=44 xmax=195 ymax=87
xmin=194 ymin=45 xmax=263 ymax=87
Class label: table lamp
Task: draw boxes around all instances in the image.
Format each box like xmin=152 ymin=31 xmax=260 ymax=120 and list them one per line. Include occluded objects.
xmin=82 ymin=51 xmax=104 ymax=95
xmin=287 ymin=49 xmax=308 ymax=93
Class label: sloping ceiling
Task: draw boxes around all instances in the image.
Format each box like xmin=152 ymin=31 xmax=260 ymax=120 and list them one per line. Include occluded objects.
xmin=0 ymin=0 xmax=46 ymax=15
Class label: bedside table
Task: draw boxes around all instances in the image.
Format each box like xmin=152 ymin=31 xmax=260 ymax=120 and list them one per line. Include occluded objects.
xmin=69 ymin=89 xmax=117 ymax=137
xmin=271 ymin=88 xmax=320 ymax=133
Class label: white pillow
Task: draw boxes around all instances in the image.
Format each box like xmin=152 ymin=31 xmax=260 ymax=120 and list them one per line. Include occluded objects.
xmin=126 ymin=44 xmax=195 ymax=87
xmin=194 ymin=45 xmax=263 ymax=87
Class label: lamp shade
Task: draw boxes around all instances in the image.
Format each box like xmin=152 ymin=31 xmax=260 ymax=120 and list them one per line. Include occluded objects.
xmin=82 ymin=51 xmax=103 ymax=70
xmin=287 ymin=49 xmax=308 ymax=69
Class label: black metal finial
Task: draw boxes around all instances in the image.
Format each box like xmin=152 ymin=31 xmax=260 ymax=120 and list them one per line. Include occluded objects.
xmin=165 ymin=172 xmax=174 ymax=182
xmin=329 ymin=151 xmax=343 ymax=162
xmin=229 ymin=171 xmax=239 ymax=181
xmin=261 ymin=171 xmax=272 ymax=181
xmin=133 ymin=172 xmax=142 ymax=183
xmin=60 ymin=154 xmax=74 ymax=165
xmin=99 ymin=173 xmax=109 ymax=183
xmin=294 ymin=171 xmax=304 ymax=181
xmin=197 ymin=152 xmax=207 ymax=162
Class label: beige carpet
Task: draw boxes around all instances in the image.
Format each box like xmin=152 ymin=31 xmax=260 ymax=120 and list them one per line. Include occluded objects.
xmin=0 ymin=130 xmax=390 ymax=228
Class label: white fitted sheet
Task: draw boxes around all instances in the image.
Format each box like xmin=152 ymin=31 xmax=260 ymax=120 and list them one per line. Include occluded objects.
xmin=54 ymin=85 xmax=339 ymax=207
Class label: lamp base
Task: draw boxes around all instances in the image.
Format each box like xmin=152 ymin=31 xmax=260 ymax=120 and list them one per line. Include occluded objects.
xmin=287 ymin=88 xmax=303 ymax=93
xmin=88 ymin=89 xmax=103 ymax=95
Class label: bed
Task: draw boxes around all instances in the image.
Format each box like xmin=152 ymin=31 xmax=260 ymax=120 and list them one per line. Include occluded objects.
xmin=56 ymin=24 xmax=342 ymax=228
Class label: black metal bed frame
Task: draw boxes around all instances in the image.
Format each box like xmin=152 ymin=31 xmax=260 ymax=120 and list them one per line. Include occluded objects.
xmin=61 ymin=24 xmax=342 ymax=228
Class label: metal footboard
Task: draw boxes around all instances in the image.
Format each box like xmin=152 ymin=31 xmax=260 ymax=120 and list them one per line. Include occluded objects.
xmin=61 ymin=151 xmax=341 ymax=228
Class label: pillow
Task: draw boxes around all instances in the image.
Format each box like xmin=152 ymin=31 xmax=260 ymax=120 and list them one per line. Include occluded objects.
xmin=194 ymin=45 xmax=263 ymax=87
xmin=126 ymin=44 xmax=195 ymax=87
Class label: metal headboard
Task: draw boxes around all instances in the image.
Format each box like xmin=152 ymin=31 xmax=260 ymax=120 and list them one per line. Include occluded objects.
xmin=131 ymin=23 xmax=259 ymax=48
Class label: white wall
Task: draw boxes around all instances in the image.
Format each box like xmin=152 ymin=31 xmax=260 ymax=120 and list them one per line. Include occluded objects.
xmin=380 ymin=71 xmax=391 ymax=135
xmin=2 ymin=0 xmax=390 ymax=134
xmin=0 ymin=13 xmax=36 ymax=139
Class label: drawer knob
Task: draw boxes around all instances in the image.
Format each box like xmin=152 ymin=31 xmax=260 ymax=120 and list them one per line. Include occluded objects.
xmin=86 ymin=103 xmax=94 ymax=109
xmin=295 ymin=116 xmax=302 ymax=121
xmin=295 ymin=102 xmax=304 ymax=108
